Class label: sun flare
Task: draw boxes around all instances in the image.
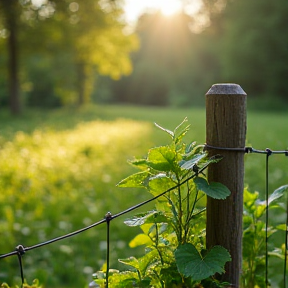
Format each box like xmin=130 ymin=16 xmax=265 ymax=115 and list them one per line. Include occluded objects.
xmin=125 ymin=0 xmax=183 ymax=22
xmin=155 ymin=0 xmax=183 ymax=16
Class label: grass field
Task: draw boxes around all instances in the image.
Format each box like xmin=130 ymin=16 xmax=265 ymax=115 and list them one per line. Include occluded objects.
xmin=0 ymin=104 xmax=287 ymax=287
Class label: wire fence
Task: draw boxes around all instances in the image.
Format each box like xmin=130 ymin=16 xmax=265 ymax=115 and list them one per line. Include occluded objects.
xmin=205 ymin=145 xmax=288 ymax=288
xmin=0 ymin=146 xmax=288 ymax=288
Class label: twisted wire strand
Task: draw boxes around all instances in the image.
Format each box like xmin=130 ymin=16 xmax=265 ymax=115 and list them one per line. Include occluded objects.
xmin=204 ymin=144 xmax=288 ymax=155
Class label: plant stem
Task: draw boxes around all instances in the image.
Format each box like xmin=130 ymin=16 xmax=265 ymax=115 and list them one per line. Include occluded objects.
xmin=177 ymin=179 xmax=183 ymax=243
xmin=155 ymin=224 xmax=164 ymax=265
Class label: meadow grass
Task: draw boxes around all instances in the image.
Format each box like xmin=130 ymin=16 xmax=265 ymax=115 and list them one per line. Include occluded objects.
xmin=0 ymin=104 xmax=287 ymax=287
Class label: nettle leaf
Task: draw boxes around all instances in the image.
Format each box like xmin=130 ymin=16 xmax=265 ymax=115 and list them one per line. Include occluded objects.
xmin=244 ymin=188 xmax=259 ymax=211
xmin=147 ymin=146 xmax=177 ymax=172
xmin=117 ymin=171 xmax=150 ymax=188
xmin=268 ymin=185 xmax=288 ymax=206
xmin=194 ymin=177 xmax=231 ymax=200
xmin=128 ymin=159 xmax=150 ymax=170
xmin=138 ymin=249 xmax=160 ymax=275
xmin=129 ymin=234 xmax=153 ymax=248
xmin=148 ymin=223 xmax=169 ymax=237
xmin=154 ymin=122 xmax=174 ymax=138
xmin=124 ymin=211 xmax=168 ymax=227
xmin=255 ymin=203 xmax=266 ymax=218
xmin=175 ymin=243 xmax=231 ymax=281
xmin=115 ymin=277 xmax=138 ymax=288
xmin=146 ymin=212 xmax=169 ymax=224
xmin=124 ymin=213 xmax=152 ymax=227
xmin=118 ymin=257 xmax=140 ymax=271
xmin=180 ymin=154 xmax=207 ymax=170
xmin=148 ymin=174 xmax=176 ymax=195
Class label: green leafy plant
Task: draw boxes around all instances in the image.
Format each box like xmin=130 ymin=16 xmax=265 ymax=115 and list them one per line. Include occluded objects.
xmin=92 ymin=118 xmax=231 ymax=288
xmin=242 ymin=185 xmax=288 ymax=288
xmin=0 ymin=279 xmax=42 ymax=288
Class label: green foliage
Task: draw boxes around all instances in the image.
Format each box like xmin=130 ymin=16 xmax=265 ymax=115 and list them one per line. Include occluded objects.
xmin=0 ymin=115 xmax=154 ymax=287
xmin=2 ymin=0 xmax=288 ymax=110
xmin=109 ymin=12 xmax=208 ymax=107
xmin=92 ymin=119 xmax=231 ymax=288
xmin=175 ymin=244 xmax=231 ymax=281
xmin=1 ymin=279 xmax=42 ymax=288
xmin=0 ymin=105 xmax=288 ymax=288
xmin=242 ymin=185 xmax=288 ymax=288
xmin=219 ymin=0 xmax=288 ymax=100
xmin=101 ymin=1 xmax=288 ymax=109
xmin=0 ymin=0 xmax=138 ymax=110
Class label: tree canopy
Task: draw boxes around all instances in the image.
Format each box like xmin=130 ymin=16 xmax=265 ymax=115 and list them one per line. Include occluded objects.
xmin=0 ymin=0 xmax=138 ymax=113
xmin=100 ymin=0 xmax=288 ymax=108
xmin=1 ymin=0 xmax=287 ymax=111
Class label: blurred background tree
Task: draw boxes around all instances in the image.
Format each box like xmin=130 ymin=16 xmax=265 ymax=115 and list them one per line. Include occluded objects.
xmin=0 ymin=0 xmax=22 ymax=114
xmin=0 ymin=0 xmax=287 ymax=113
xmin=0 ymin=0 xmax=138 ymax=113
xmin=95 ymin=0 xmax=288 ymax=108
xmin=219 ymin=0 xmax=288 ymax=100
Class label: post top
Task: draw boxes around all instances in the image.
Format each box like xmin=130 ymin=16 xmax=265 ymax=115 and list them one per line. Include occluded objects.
xmin=206 ymin=83 xmax=247 ymax=96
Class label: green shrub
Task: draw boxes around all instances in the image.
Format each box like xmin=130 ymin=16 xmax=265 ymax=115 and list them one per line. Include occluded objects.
xmin=242 ymin=185 xmax=288 ymax=288
xmin=91 ymin=119 xmax=231 ymax=288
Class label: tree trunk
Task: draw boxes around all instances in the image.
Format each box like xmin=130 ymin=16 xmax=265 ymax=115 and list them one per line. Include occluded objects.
xmin=76 ymin=62 xmax=94 ymax=106
xmin=76 ymin=62 xmax=85 ymax=106
xmin=5 ymin=0 xmax=21 ymax=114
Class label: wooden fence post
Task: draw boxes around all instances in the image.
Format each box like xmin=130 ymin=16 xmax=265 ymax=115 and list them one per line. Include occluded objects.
xmin=205 ymin=83 xmax=247 ymax=287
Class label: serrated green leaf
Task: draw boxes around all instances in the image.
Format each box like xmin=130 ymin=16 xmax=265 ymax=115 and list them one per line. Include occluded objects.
xmin=148 ymin=174 xmax=176 ymax=195
xmin=124 ymin=212 xmax=153 ymax=227
xmin=117 ymin=171 xmax=150 ymax=188
xmin=124 ymin=211 xmax=169 ymax=227
xmin=175 ymin=243 xmax=231 ymax=281
xmin=129 ymin=234 xmax=153 ymax=248
xmin=146 ymin=212 xmax=169 ymax=224
xmin=255 ymin=203 xmax=266 ymax=218
xmin=118 ymin=257 xmax=140 ymax=271
xmin=115 ymin=277 xmax=138 ymax=288
xmin=147 ymin=146 xmax=177 ymax=172
xmin=268 ymin=185 xmax=288 ymax=206
xmin=128 ymin=159 xmax=150 ymax=170
xmin=138 ymin=249 xmax=160 ymax=275
xmin=194 ymin=177 xmax=231 ymax=199
xmin=244 ymin=188 xmax=259 ymax=211
xmin=154 ymin=122 xmax=174 ymax=138
xmin=180 ymin=154 xmax=207 ymax=170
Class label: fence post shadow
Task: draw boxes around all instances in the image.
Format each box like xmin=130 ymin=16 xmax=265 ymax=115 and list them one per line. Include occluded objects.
xmin=205 ymin=83 xmax=247 ymax=287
